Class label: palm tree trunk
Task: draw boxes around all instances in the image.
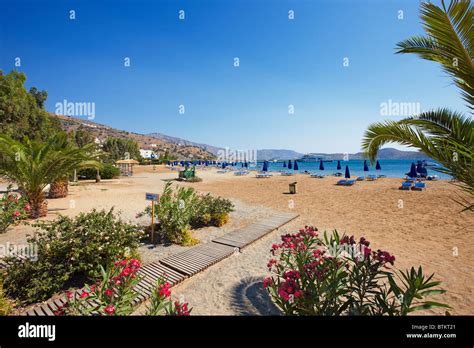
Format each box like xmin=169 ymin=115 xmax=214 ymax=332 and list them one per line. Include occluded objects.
xmin=28 ymin=191 xmax=48 ymax=218
xmin=49 ymin=176 xmax=69 ymax=198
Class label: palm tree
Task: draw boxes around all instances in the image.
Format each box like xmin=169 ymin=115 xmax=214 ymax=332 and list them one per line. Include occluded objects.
xmin=0 ymin=134 xmax=101 ymax=218
xmin=362 ymin=0 xmax=473 ymax=211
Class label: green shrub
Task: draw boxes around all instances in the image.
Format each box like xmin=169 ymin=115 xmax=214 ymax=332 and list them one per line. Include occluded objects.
xmin=78 ymin=164 xmax=120 ymax=180
xmin=138 ymin=183 xmax=234 ymax=245
xmin=0 ymin=280 xmax=14 ymax=315
xmin=3 ymin=208 xmax=144 ymax=304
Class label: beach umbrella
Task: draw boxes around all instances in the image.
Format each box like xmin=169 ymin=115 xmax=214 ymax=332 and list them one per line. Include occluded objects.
xmin=416 ymin=161 xmax=423 ymax=174
xmin=283 ymin=161 xmax=287 ymax=168
xmin=221 ymin=162 xmax=226 ymax=169
xmin=375 ymin=160 xmax=381 ymax=171
xmin=262 ymin=161 xmax=268 ymax=172
xmin=288 ymin=160 xmax=293 ymax=170
xmin=337 ymin=160 xmax=341 ymax=170
xmin=408 ymin=162 xmax=417 ymax=178
xmin=319 ymin=160 xmax=325 ymax=171
xmin=363 ymin=160 xmax=369 ymax=172
xmin=294 ymin=160 xmax=299 ymax=171
xmin=345 ymin=165 xmax=351 ymax=179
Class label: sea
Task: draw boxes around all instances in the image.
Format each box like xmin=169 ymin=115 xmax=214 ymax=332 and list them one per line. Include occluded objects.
xmin=250 ymin=159 xmax=450 ymax=179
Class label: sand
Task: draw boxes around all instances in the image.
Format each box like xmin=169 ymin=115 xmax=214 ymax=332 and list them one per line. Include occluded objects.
xmin=1 ymin=165 xmax=472 ymax=315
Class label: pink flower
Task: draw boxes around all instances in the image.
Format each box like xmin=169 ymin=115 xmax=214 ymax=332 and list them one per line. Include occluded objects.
xmin=263 ymin=277 xmax=273 ymax=288
xmin=12 ymin=211 xmax=20 ymax=218
xmin=24 ymin=204 xmax=31 ymax=212
xmin=278 ymin=288 xmax=290 ymax=301
xmin=104 ymin=288 xmax=114 ymax=297
xmin=79 ymin=291 xmax=89 ymax=299
xmin=104 ymin=305 xmax=115 ymax=315
xmin=174 ymin=301 xmax=191 ymax=316
xmin=159 ymin=282 xmax=171 ymax=298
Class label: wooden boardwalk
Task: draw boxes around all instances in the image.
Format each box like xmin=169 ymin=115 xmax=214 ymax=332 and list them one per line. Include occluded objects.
xmin=19 ymin=212 xmax=298 ymax=316
xmin=212 ymin=212 xmax=298 ymax=250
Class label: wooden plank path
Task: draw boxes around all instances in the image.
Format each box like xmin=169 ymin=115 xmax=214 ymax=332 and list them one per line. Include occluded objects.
xmin=159 ymin=242 xmax=236 ymax=276
xmin=19 ymin=212 xmax=298 ymax=316
xmin=212 ymin=212 xmax=298 ymax=250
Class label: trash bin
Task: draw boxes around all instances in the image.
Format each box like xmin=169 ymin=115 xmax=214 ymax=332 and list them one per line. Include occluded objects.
xmin=289 ymin=182 xmax=297 ymax=194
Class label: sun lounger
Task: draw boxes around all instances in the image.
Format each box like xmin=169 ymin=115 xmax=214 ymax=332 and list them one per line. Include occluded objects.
xmin=234 ymin=171 xmax=249 ymax=176
xmin=281 ymin=172 xmax=294 ymax=176
xmin=399 ymin=181 xmax=413 ymax=190
xmin=256 ymin=173 xmax=272 ymax=178
xmin=310 ymin=174 xmax=324 ymax=178
xmin=366 ymin=175 xmax=377 ymax=181
xmin=411 ymin=182 xmax=426 ymax=191
xmin=333 ymin=172 xmax=342 ymax=177
xmin=337 ymin=179 xmax=355 ymax=186
xmin=356 ymin=176 xmax=365 ymax=181
xmin=377 ymin=174 xmax=386 ymax=178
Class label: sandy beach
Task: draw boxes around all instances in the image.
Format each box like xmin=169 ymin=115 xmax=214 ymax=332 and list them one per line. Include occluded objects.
xmin=1 ymin=165 xmax=472 ymax=315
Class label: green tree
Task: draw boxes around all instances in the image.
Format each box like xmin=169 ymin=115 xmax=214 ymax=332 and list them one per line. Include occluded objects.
xmin=362 ymin=0 xmax=473 ymax=211
xmin=102 ymin=137 xmax=141 ymax=162
xmin=0 ymin=134 xmax=101 ymax=218
xmin=29 ymin=87 xmax=48 ymax=109
xmin=0 ymin=70 xmax=63 ymax=141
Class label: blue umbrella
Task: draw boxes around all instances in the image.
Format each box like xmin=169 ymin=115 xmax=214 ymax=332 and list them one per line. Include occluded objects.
xmin=319 ymin=160 xmax=325 ymax=171
xmin=221 ymin=162 xmax=226 ymax=169
xmin=288 ymin=160 xmax=293 ymax=170
xmin=408 ymin=162 xmax=417 ymax=178
xmin=262 ymin=161 xmax=268 ymax=172
xmin=245 ymin=162 xmax=248 ymax=168
xmin=345 ymin=165 xmax=351 ymax=179
xmin=283 ymin=161 xmax=287 ymax=168
xmin=363 ymin=160 xmax=369 ymax=172
xmin=294 ymin=160 xmax=299 ymax=171
xmin=375 ymin=160 xmax=381 ymax=171
xmin=416 ymin=161 xmax=423 ymax=174
xmin=337 ymin=160 xmax=341 ymax=170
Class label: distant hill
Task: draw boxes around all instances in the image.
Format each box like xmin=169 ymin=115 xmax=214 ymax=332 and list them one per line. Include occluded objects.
xmin=53 ymin=115 xmax=216 ymax=160
xmin=257 ymin=149 xmax=304 ymax=161
xmin=301 ymin=148 xmax=430 ymax=161
xmin=147 ymin=132 xmax=223 ymax=156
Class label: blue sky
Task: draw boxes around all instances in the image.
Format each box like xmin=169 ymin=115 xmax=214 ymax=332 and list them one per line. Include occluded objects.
xmin=0 ymin=0 xmax=468 ymax=153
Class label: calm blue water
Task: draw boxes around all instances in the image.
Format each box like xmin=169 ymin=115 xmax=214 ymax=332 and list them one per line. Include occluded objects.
xmin=250 ymin=160 xmax=449 ymax=179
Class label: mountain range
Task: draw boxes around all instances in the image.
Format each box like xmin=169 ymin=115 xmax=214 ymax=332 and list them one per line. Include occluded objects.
xmin=52 ymin=114 xmax=429 ymax=161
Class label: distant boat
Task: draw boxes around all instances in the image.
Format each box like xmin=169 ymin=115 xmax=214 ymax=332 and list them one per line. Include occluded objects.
xmin=299 ymin=154 xmax=333 ymax=162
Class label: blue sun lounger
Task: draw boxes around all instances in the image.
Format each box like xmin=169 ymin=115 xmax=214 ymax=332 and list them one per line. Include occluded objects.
xmin=337 ymin=179 xmax=355 ymax=186
xmin=399 ymin=181 xmax=413 ymax=190
xmin=356 ymin=176 xmax=365 ymax=181
xmin=411 ymin=182 xmax=426 ymax=191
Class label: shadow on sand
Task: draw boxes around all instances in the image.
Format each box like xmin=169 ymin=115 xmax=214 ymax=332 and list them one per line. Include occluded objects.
xmin=230 ymin=276 xmax=281 ymax=316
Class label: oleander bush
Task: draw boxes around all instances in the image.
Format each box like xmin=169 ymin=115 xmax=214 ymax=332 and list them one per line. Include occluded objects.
xmin=0 ymin=185 xmax=29 ymax=233
xmin=264 ymin=226 xmax=451 ymax=316
xmin=78 ymin=164 xmax=120 ymax=180
xmin=138 ymin=182 xmax=234 ymax=245
xmin=3 ymin=209 xmax=144 ymax=304
xmin=56 ymin=259 xmax=191 ymax=316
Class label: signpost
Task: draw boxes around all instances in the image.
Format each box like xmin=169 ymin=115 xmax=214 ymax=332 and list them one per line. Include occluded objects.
xmin=146 ymin=193 xmax=159 ymax=243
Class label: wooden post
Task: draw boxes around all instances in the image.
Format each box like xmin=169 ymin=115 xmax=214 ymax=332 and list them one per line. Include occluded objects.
xmin=151 ymin=201 xmax=155 ymax=243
